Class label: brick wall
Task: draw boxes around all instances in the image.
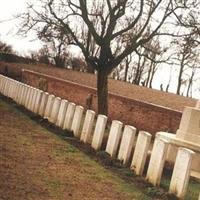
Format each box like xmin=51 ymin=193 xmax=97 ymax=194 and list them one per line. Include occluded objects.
xmin=22 ymin=69 xmax=182 ymax=135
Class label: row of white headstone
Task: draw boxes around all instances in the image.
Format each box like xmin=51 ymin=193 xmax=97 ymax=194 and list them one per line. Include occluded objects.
xmin=0 ymin=74 xmax=198 ymax=199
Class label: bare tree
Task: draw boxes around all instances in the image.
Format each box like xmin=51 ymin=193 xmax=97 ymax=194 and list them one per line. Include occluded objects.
xmin=19 ymin=0 xmax=191 ymax=115
xmin=171 ymin=35 xmax=199 ymax=95
xmin=37 ymin=45 xmax=51 ymax=64
xmin=0 ymin=41 xmax=13 ymax=54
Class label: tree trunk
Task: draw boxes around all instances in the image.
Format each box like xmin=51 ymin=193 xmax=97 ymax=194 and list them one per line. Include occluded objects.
xmin=145 ymin=62 xmax=153 ymax=87
xmin=149 ymin=65 xmax=157 ymax=88
xmin=176 ymin=69 xmax=183 ymax=95
xmin=166 ymin=84 xmax=169 ymax=92
xmin=176 ymin=56 xmax=185 ymax=95
xmin=97 ymin=68 xmax=108 ymax=115
xmin=124 ymin=59 xmax=129 ymax=82
xmin=186 ymin=72 xmax=194 ymax=97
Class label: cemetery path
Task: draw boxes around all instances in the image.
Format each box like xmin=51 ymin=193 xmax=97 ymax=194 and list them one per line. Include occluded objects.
xmin=0 ymin=99 xmax=153 ymax=200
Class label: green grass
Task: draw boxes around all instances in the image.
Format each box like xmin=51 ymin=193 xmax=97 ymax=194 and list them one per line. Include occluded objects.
xmin=161 ymin=173 xmax=200 ymax=200
xmin=1 ymin=96 xmax=200 ymax=200
xmin=0 ymin=97 xmax=154 ymax=200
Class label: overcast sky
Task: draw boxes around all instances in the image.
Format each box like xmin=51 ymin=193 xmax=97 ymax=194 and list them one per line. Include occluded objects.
xmin=0 ymin=0 xmax=43 ymax=55
xmin=0 ymin=1 xmax=199 ymax=99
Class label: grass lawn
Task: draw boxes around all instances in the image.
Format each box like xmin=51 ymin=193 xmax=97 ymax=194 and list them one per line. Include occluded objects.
xmin=0 ymin=98 xmax=152 ymax=200
xmin=0 ymin=97 xmax=199 ymax=200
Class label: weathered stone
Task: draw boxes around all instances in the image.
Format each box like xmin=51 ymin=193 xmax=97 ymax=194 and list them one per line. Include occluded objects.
xmin=80 ymin=110 xmax=95 ymax=143
xmin=6 ymin=79 xmax=11 ymax=97
xmin=106 ymin=120 xmax=123 ymax=158
xmin=71 ymin=105 xmax=84 ymax=138
xmin=44 ymin=94 xmax=55 ymax=119
xmin=91 ymin=115 xmax=108 ymax=150
xmin=118 ymin=125 xmax=136 ymax=165
xmin=146 ymin=137 xmax=169 ymax=186
xmin=16 ymin=84 xmax=23 ymax=104
xmin=38 ymin=92 xmax=49 ymax=117
xmin=196 ymin=100 xmax=200 ymax=109
xmin=176 ymin=107 xmax=200 ymax=144
xmin=33 ymin=90 xmax=43 ymax=114
xmin=25 ymin=86 xmax=32 ymax=109
xmin=27 ymin=88 xmax=35 ymax=110
xmin=19 ymin=84 xmax=26 ymax=105
xmin=0 ymin=76 xmax=6 ymax=94
xmin=131 ymin=131 xmax=152 ymax=175
xmin=49 ymin=97 xmax=61 ymax=123
xmin=169 ymin=148 xmax=195 ymax=199
xmin=20 ymin=84 xmax=25 ymax=105
xmin=63 ymin=102 xmax=76 ymax=130
xmin=1 ymin=78 xmax=7 ymax=96
xmin=7 ymin=80 xmax=13 ymax=99
xmin=23 ymin=85 xmax=29 ymax=107
xmin=6 ymin=79 xmax=12 ymax=98
xmin=157 ymin=132 xmax=200 ymax=178
xmin=0 ymin=75 xmax=3 ymax=92
xmin=1 ymin=78 xmax=8 ymax=96
xmin=30 ymin=89 xmax=38 ymax=112
xmin=56 ymin=100 xmax=68 ymax=128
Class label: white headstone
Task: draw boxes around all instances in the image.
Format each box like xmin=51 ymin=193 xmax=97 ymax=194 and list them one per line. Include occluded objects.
xmin=146 ymin=137 xmax=169 ymax=186
xmin=12 ymin=81 xmax=18 ymax=100
xmin=10 ymin=81 xmax=15 ymax=99
xmin=19 ymin=84 xmax=26 ymax=105
xmin=33 ymin=90 xmax=43 ymax=114
xmin=63 ymin=102 xmax=76 ymax=130
xmin=91 ymin=115 xmax=108 ymax=150
xmin=7 ymin=80 xmax=12 ymax=98
xmin=38 ymin=92 xmax=49 ymax=117
xmin=0 ymin=75 xmax=3 ymax=92
xmin=28 ymin=87 xmax=35 ymax=107
xmin=30 ymin=89 xmax=39 ymax=112
xmin=12 ymin=81 xmax=18 ymax=101
xmin=56 ymin=99 xmax=68 ymax=128
xmin=49 ymin=97 xmax=61 ymax=123
xmin=80 ymin=110 xmax=95 ymax=143
xmin=27 ymin=88 xmax=35 ymax=110
xmin=118 ymin=125 xmax=136 ymax=165
xmin=9 ymin=80 xmax=15 ymax=99
xmin=22 ymin=85 xmax=29 ymax=106
xmin=71 ymin=105 xmax=84 ymax=138
xmin=169 ymin=148 xmax=195 ymax=199
xmin=44 ymin=94 xmax=55 ymax=119
xmin=25 ymin=86 xmax=32 ymax=109
xmin=18 ymin=83 xmax=24 ymax=105
xmin=131 ymin=131 xmax=152 ymax=175
xmin=16 ymin=84 xmax=23 ymax=104
xmin=1 ymin=78 xmax=7 ymax=96
xmin=15 ymin=83 xmax=21 ymax=103
xmin=0 ymin=76 xmax=5 ymax=94
xmin=105 ymin=120 xmax=123 ymax=158
xmin=3 ymin=78 xmax=8 ymax=96
xmin=5 ymin=78 xmax=10 ymax=97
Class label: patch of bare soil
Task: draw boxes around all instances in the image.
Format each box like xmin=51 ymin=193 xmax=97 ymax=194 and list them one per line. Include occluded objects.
xmin=0 ymin=98 xmax=156 ymax=200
